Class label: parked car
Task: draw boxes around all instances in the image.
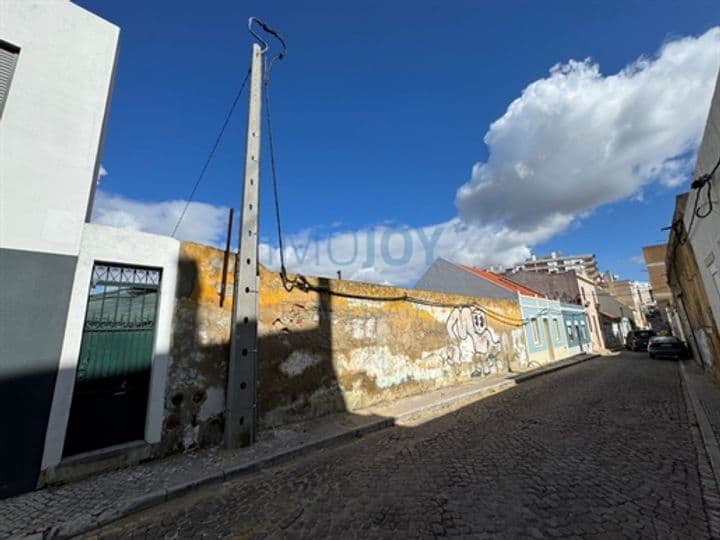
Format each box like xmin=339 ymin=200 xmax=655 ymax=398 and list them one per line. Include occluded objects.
xmin=647 ymin=336 xmax=689 ymax=359
xmin=625 ymin=330 xmax=656 ymax=351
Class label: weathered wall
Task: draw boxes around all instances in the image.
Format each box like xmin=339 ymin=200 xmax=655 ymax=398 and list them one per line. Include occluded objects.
xmin=685 ymin=68 xmax=720 ymax=364
xmin=667 ymin=194 xmax=720 ymax=382
xmin=162 ymin=243 xmax=231 ymax=454
xmin=257 ymin=271 xmax=527 ymax=426
xmin=164 ymin=242 xmax=530 ymax=439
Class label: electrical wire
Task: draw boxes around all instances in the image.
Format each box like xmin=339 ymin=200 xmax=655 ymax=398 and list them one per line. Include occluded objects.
xmin=261 ymin=74 xmax=527 ymax=325
xmin=263 ymin=65 xmax=287 ymax=280
xmin=258 ymin=27 xmax=582 ymax=329
xmin=170 ymin=69 xmax=251 ymax=238
xmin=681 ymin=153 xmax=720 ymax=244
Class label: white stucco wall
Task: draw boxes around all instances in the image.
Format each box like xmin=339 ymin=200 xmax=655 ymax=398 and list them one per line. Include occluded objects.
xmin=42 ymin=224 xmax=180 ymax=470
xmin=0 ymin=0 xmax=119 ymax=256
xmin=685 ymin=69 xmax=720 ymax=337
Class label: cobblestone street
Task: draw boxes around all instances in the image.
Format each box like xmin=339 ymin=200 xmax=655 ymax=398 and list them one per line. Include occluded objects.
xmin=86 ymin=354 xmax=718 ymax=539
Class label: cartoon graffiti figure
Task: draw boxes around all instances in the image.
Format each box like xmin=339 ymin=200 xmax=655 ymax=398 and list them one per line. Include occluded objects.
xmin=445 ymin=306 xmax=502 ymax=376
xmin=511 ymin=329 xmax=529 ymax=367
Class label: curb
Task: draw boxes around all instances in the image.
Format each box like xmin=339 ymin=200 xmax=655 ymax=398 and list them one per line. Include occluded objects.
xmin=42 ymin=352 xmax=598 ymax=539
xmin=46 ymin=418 xmax=395 ymax=539
xmin=678 ymin=361 xmax=720 ymax=491
xmin=511 ymin=353 xmax=600 ymax=383
xmin=392 ymin=380 xmax=517 ymax=423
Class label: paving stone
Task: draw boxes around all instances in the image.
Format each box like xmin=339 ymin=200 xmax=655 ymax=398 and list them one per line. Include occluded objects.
xmin=57 ymin=354 xmax=717 ymax=538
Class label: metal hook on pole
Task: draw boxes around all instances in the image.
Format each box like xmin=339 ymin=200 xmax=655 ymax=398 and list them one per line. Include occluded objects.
xmin=248 ymin=17 xmax=287 ymax=59
xmin=248 ymin=17 xmax=287 ymax=83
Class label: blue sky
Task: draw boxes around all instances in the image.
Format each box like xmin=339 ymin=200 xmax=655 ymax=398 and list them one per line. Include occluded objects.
xmin=79 ymin=0 xmax=720 ymax=285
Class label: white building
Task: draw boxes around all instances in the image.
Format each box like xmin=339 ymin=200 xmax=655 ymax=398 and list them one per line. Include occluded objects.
xmin=684 ymin=68 xmax=720 ymax=354
xmin=0 ymin=0 xmax=119 ymax=498
xmin=0 ymin=1 xmax=180 ymax=500
xmin=502 ymin=252 xmax=601 ymax=283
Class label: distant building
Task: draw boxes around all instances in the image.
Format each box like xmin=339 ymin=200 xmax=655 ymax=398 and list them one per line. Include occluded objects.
xmin=500 ymin=269 xmax=608 ymax=353
xmin=600 ymin=271 xmax=618 ymax=286
xmin=504 ymin=269 xmax=582 ymax=305
xmin=596 ymin=289 xmax=635 ymax=348
xmin=642 ymin=244 xmax=683 ymax=336
xmin=607 ymin=280 xmax=652 ymax=329
xmin=634 ymin=282 xmax=654 ymax=306
xmin=498 ymin=252 xmax=601 ymax=283
xmin=417 ymin=259 xmax=591 ymax=364
xmin=576 ymin=273 xmax=608 ymax=353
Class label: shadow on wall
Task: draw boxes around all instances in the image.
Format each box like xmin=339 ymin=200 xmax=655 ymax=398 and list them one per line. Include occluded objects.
xmin=160 ymin=246 xmax=345 ymax=453
xmin=257 ymin=277 xmax=344 ymax=426
xmin=161 ymin=242 xmax=531 ymax=451
xmin=0 ymin=368 xmax=59 ymax=499
xmin=0 ymin=242 xmax=541 ymax=498
xmin=255 ymin=268 xmax=531 ymax=428
xmin=161 ymin=253 xmax=230 ymax=454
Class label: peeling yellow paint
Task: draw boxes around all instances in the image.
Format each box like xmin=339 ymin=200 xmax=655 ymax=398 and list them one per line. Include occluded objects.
xmin=176 ymin=241 xmax=528 ymax=428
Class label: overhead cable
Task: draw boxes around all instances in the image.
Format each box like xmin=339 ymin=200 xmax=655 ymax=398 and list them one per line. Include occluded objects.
xmin=170 ymin=69 xmax=251 ymax=238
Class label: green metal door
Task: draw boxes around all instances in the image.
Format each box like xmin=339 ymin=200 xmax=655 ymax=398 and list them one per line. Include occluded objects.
xmin=64 ymin=264 xmax=161 ymax=457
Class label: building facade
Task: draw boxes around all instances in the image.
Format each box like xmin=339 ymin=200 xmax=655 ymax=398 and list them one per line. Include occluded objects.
xmin=504 ymin=269 xmax=605 ymax=353
xmin=597 ymin=289 xmax=635 ymax=349
xmin=681 ymin=66 xmax=720 ymax=372
xmin=0 ymin=0 xmax=120 ymax=498
xmin=417 ymin=260 xmax=591 ymax=365
xmin=607 ymin=280 xmax=650 ymax=330
xmin=500 ymin=252 xmax=600 ymax=283
xmin=502 ymin=269 xmax=582 ymax=304
xmin=666 ymin=193 xmax=720 ymax=376
xmin=576 ymin=274 xmax=607 ymax=353
xmin=642 ymin=243 xmax=684 ymax=337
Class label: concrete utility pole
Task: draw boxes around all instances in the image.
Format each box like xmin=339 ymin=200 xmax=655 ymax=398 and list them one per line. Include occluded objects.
xmin=225 ymin=40 xmax=263 ymax=449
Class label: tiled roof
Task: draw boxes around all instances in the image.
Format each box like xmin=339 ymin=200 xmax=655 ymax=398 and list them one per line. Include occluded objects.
xmin=459 ymin=265 xmax=546 ymax=298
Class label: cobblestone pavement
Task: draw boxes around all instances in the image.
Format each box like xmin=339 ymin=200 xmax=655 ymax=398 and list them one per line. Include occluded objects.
xmin=86 ymin=354 xmax=717 ymax=539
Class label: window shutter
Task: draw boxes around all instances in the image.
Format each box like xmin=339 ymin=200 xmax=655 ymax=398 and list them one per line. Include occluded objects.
xmin=0 ymin=42 xmax=20 ymax=119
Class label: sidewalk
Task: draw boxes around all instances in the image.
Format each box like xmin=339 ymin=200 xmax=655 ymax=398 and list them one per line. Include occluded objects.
xmin=679 ymin=359 xmax=720 ymax=537
xmin=680 ymin=360 xmax=720 ymax=486
xmin=0 ymin=353 xmax=598 ymax=540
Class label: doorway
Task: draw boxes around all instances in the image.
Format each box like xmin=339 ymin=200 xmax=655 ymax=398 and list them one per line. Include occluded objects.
xmin=63 ymin=263 xmax=161 ymax=457
xmin=543 ymin=318 xmax=555 ymax=362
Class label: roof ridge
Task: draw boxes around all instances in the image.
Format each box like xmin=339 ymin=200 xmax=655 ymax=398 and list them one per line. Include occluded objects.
xmin=458 ymin=264 xmax=546 ymax=298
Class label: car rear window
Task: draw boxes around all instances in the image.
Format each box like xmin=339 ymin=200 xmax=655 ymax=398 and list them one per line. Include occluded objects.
xmin=636 ymin=331 xmax=654 ymax=338
xmin=650 ymin=336 xmax=680 ymax=344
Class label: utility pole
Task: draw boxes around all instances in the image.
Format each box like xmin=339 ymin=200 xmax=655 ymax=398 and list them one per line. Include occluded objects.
xmin=225 ymin=40 xmax=263 ymax=449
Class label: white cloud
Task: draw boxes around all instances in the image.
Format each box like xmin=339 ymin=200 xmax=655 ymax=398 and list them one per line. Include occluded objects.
xmin=258 ymin=218 xmax=562 ymax=286
xmin=89 ymin=28 xmax=720 ymax=286
xmin=456 ymin=27 xmax=720 ymax=234
xmin=91 ymin=190 xmax=229 ymax=247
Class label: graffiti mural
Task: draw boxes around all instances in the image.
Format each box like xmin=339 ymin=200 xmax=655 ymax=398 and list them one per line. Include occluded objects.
xmin=445 ymin=306 xmax=502 ymax=376
xmin=511 ymin=328 xmax=529 ymax=367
